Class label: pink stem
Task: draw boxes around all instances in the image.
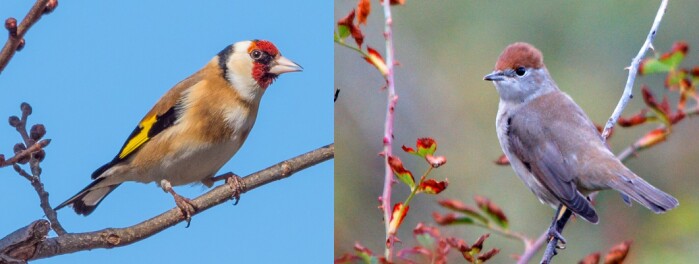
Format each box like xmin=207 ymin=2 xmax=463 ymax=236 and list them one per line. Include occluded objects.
xmin=381 ymin=0 xmax=397 ymax=261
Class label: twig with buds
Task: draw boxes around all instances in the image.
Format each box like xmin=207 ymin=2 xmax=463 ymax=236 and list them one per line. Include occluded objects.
xmin=3 ymin=102 xmax=66 ymax=235
xmin=0 ymin=0 xmax=57 ymax=75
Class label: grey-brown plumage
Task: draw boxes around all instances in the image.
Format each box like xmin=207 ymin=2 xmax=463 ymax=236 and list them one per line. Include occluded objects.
xmin=486 ymin=42 xmax=678 ymax=223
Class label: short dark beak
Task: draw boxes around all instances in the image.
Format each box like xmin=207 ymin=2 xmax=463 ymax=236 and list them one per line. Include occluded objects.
xmin=483 ymin=71 xmax=505 ymax=81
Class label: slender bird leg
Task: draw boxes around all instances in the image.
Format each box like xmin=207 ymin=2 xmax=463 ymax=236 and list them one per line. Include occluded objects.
xmin=160 ymin=179 xmax=196 ymax=228
xmin=547 ymin=205 xmax=568 ymax=245
xmin=541 ymin=205 xmax=574 ymax=264
xmin=201 ymin=172 xmax=246 ymax=205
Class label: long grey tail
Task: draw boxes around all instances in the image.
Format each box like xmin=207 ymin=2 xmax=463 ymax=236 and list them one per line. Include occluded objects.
xmin=54 ymin=178 xmax=121 ymax=216
xmin=609 ymin=171 xmax=679 ymax=213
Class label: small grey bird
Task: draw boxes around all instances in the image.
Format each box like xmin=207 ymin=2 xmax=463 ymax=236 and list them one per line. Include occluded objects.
xmin=484 ymin=42 xmax=678 ymax=238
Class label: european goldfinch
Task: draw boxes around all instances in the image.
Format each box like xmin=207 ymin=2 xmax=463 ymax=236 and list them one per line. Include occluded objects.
xmin=55 ymin=40 xmax=302 ymax=222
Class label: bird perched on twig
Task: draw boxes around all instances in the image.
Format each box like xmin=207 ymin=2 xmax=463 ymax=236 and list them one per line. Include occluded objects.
xmin=55 ymin=40 xmax=302 ymax=225
xmin=484 ymin=42 xmax=678 ymax=245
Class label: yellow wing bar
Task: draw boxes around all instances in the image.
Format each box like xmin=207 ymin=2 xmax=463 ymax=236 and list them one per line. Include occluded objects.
xmin=118 ymin=115 xmax=158 ymax=159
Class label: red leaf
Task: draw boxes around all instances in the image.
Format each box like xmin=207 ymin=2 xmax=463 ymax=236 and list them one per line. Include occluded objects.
xmin=678 ymin=78 xmax=692 ymax=111
xmin=494 ymin=154 xmax=510 ymax=165
xmin=425 ymin=154 xmax=447 ymax=168
xmin=432 ymin=212 xmax=458 ymax=225
xmin=477 ymin=248 xmax=500 ymax=262
xmin=471 ymin=233 xmax=490 ymax=252
xmin=691 ymin=66 xmax=699 ymax=77
xmin=579 ymin=252 xmax=601 ymax=264
xmin=418 ymin=179 xmax=448 ymax=194
xmin=617 ymin=109 xmax=648 ymax=127
xmin=604 ymin=241 xmax=632 ymax=264
xmin=337 ymin=9 xmax=364 ymax=47
xmin=474 ymin=195 xmax=508 ymax=227
xmin=413 ymin=222 xmax=441 ymax=238
xmin=659 ymin=94 xmax=670 ymax=115
xmin=337 ymin=9 xmax=355 ymax=29
xmin=334 ymin=253 xmax=361 ymax=263
xmin=435 ymin=239 xmax=450 ymax=264
xmin=416 ymin=138 xmax=437 ymax=153
xmin=396 ymin=246 xmax=432 ymax=259
xmin=438 ymin=199 xmax=479 ymax=215
xmin=401 ymin=145 xmax=416 ymax=153
xmin=641 ymin=85 xmax=658 ymax=108
xmin=634 ymin=128 xmax=667 ymax=149
xmin=388 ymin=203 xmax=409 ymax=235
xmin=670 ymin=110 xmax=686 ymax=125
xmin=356 ymin=0 xmax=371 ymax=25
xmin=388 ymin=155 xmax=410 ymax=174
xmin=403 ymin=138 xmax=437 ymax=157
xmin=380 ymin=0 xmax=406 ymax=5
xmin=446 ymin=237 xmax=471 ymax=253
xmin=388 ymin=155 xmax=415 ymax=189
xmin=364 ymin=46 xmax=388 ymax=76
xmin=664 ymin=41 xmax=689 ymax=58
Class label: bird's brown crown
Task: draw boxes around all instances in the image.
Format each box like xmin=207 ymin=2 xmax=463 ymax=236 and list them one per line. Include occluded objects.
xmin=494 ymin=42 xmax=544 ymax=71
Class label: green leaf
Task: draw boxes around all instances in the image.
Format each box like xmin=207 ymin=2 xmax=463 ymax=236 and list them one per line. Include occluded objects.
xmin=662 ymin=50 xmax=685 ymax=69
xmin=358 ymin=252 xmax=378 ymax=264
xmin=639 ymin=58 xmax=672 ymax=75
xmin=453 ymin=216 xmax=476 ymax=225
xmin=337 ymin=25 xmax=350 ymax=40
xmin=640 ymin=41 xmax=688 ymax=75
xmin=474 ymin=196 xmax=509 ymax=229
xmin=388 ymin=156 xmax=416 ymax=190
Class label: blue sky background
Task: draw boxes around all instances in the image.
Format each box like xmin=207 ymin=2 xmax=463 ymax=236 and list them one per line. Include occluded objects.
xmin=0 ymin=1 xmax=332 ymax=263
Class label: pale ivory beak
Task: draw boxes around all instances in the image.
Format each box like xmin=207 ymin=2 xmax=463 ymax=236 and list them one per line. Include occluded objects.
xmin=484 ymin=71 xmax=505 ymax=81
xmin=269 ymin=56 xmax=303 ymax=75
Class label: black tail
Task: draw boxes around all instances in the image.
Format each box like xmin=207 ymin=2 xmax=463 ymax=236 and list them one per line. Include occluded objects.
xmin=54 ymin=178 xmax=121 ymax=216
xmin=610 ymin=171 xmax=679 ymax=213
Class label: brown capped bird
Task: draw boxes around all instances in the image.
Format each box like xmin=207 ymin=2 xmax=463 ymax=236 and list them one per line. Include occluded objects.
xmin=484 ymin=42 xmax=678 ymax=242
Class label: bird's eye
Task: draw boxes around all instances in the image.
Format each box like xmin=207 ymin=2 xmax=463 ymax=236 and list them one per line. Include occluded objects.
xmin=515 ymin=67 xmax=526 ymax=76
xmin=251 ymin=50 xmax=263 ymax=60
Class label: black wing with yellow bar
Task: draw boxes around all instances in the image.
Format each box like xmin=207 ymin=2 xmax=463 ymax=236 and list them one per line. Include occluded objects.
xmin=91 ymin=106 xmax=179 ymax=179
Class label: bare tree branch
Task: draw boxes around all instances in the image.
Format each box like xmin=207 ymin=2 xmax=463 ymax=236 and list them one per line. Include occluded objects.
xmin=2 ymin=143 xmax=333 ymax=261
xmin=4 ymin=103 xmax=67 ymax=236
xmin=600 ymin=0 xmax=669 ymax=140
xmin=0 ymin=0 xmax=56 ymax=75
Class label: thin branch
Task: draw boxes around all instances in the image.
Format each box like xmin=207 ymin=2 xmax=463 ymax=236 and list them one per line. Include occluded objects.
xmin=380 ymin=0 xmax=398 ymax=261
xmin=517 ymin=1 xmax=671 ymax=262
xmin=0 ymin=0 xmax=56 ymax=75
xmin=517 ymin=232 xmax=548 ymax=264
xmin=6 ymin=103 xmax=67 ymax=235
xmin=0 ymin=139 xmax=49 ymax=168
xmin=12 ymin=143 xmax=334 ymax=261
xmin=601 ymin=0 xmax=669 ymax=140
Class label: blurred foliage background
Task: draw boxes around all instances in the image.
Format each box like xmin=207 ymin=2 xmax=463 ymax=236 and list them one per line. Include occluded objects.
xmin=335 ymin=1 xmax=699 ymax=263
